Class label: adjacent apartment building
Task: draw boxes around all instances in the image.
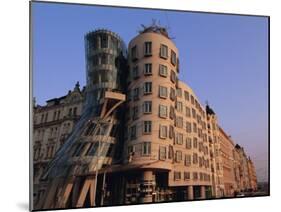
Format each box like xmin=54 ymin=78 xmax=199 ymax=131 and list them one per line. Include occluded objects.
xmin=32 ymin=25 xmax=258 ymax=208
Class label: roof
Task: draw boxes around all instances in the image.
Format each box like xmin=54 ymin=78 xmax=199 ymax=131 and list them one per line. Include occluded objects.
xmin=46 ymin=95 xmax=67 ymax=103
xmin=138 ymin=23 xmax=170 ymax=39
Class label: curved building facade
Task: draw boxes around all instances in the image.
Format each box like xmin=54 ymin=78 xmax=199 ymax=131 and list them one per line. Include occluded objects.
xmin=121 ymin=28 xmax=212 ymax=203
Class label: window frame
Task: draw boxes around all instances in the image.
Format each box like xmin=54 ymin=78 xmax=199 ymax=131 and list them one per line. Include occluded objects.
xmin=144 ymin=41 xmax=152 ymax=56
xmin=159 ymin=125 xmax=168 ymax=139
xmin=143 ymin=101 xmax=152 ymax=114
xmin=175 ymin=150 xmax=182 ymax=162
xmin=142 ymin=142 xmax=151 ymax=156
xmin=160 ymin=44 xmax=168 ymax=59
xmin=159 ymin=64 xmax=168 ymax=77
xmin=159 ymin=104 xmax=168 ymax=118
xmin=159 ymin=146 xmax=167 ymax=160
xmin=144 ymin=63 xmax=152 ymax=75
xmin=159 ymin=85 xmax=168 ymax=99
xmin=171 ymin=50 xmax=177 ymax=66
xmin=143 ymin=82 xmax=152 ymax=95
xmin=143 ymin=120 xmax=152 ymax=134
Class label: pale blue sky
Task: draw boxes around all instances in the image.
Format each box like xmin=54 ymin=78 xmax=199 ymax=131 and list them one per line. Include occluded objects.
xmin=32 ymin=2 xmax=269 ymax=182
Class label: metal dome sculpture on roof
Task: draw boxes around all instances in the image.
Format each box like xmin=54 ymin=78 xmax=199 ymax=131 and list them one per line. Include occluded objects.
xmin=138 ymin=19 xmax=170 ymax=39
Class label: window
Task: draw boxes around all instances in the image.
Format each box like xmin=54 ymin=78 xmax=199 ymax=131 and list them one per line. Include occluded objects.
xmin=86 ymin=142 xmax=99 ymax=156
xmin=130 ymin=125 xmax=136 ymax=140
xmin=144 ymin=63 xmax=152 ymax=75
xmin=170 ymin=70 xmax=176 ymax=83
xmin=198 ymin=129 xmax=202 ymax=139
xmin=57 ymin=111 xmax=60 ymax=120
xmin=176 ymin=88 xmax=182 ymax=98
xmin=193 ymin=123 xmax=197 ymax=133
xmin=101 ymin=54 xmax=108 ymax=64
xmin=170 ymin=87 xmax=176 ymax=101
xmin=174 ymin=172 xmax=181 ymax=181
xmin=44 ymin=113 xmax=48 ymax=123
xmin=202 ymin=122 xmax=206 ymax=130
xmin=216 ymin=162 xmax=220 ymax=171
xmin=159 ymin=146 xmax=166 ymax=160
xmin=171 ymin=50 xmax=177 ymax=66
xmin=131 ymin=45 xmax=137 ymax=61
xmin=176 ymin=101 xmax=183 ymax=112
xmin=159 ymin=64 xmax=168 ymax=77
xmin=184 ymin=91 xmax=190 ymax=101
xmin=142 ymin=142 xmax=151 ymax=156
xmin=143 ymin=82 xmax=152 ymax=94
xmin=185 ymin=107 xmax=191 ymax=117
xmin=169 ymin=125 xmax=174 ymax=139
xmin=73 ymin=107 xmax=77 ymax=116
xmin=195 ymin=100 xmax=199 ymax=109
xmin=93 ymin=55 xmax=100 ymax=66
xmin=168 ymin=145 xmax=173 ymax=159
xmin=193 ymin=153 xmax=198 ymax=164
xmin=143 ymin=121 xmax=152 ymax=134
xmin=159 ymin=105 xmax=168 ymax=118
xmin=199 ymin=142 xmax=203 ymax=152
xmin=191 ymin=95 xmax=195 ymax=105
xmin=192 ymin=108 xmax=196 ymax=118
xmin=159 ymin=125 xmax=168 ymax=139
xmin=197 ymin=115 xmax=201 ymax=125
xmin=175 ymin=151 xmax=182 ymax=162
xmin=143 ymin=101 xmax=152 ymax=114
xmin=144 ymin=42 xmax=152 ymax=56
xmin=132 ymin=106 xmax=139 ymax=120
xmin=159 ymin=86 xmax=168 ymax=98
xmin=185 ymin=155 xmax=191 ymax=166
xmin=41 ymin=114 xmax=44 ymax=123
xmin=203 ymin=134 xmax=207 ymax=142
xmin=169 ymin=105 xmax=175 ymax=120
xmin=199 ymin=157 xmax=203 ymax=167
xmin=53 ymin=111 xmax=56 ymax=121
xmin=200 ymin=172 xmax=204 ymax=181
xmin=186 ymin=122 xmax=192 ymax=133
xmin=160 ymin=44 xmax=168 ymax=59
xmin=176 ymin=133 xmax=183 ymax=145
xmin=132 ymin=66 xmax=139 ymax=79
xmin=193 ymin=137 xmax=198 ymax=148
xmin=193 ymin=172 xmax=198 ymax=180
xmin=133 ymin=87 xmax=139 ymax=101
xmin=101 ymin=34 xmax=108 ymax=48
xmin=184 ymin=172 xmax=191 ymax=180
xmin=176 ymin=116 xmax=183 ymax=128
xmin=186 ymin=137 xmax=192 ymax=149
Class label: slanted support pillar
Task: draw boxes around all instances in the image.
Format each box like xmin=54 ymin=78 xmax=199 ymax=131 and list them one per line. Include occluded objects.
xmin=200 ymin=186 xmax=206 ymax=199
xmin=140 ymin=171 xmax=155 ymax=203
xmin=187 ymin=185 xmax=194 ymax=200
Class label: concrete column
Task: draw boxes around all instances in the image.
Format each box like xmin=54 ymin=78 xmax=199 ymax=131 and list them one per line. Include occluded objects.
xmin=200 ymin=186 xmax=206 ymax=199
xmin=187 ymin=186 xmax=194 ymax=200
xmin=140 ymin=171 xmax=154 ymax=203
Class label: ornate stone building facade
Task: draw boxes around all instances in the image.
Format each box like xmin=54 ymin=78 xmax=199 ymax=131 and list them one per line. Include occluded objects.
xmin=33 ymin=82 xmax=85 ymax=204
